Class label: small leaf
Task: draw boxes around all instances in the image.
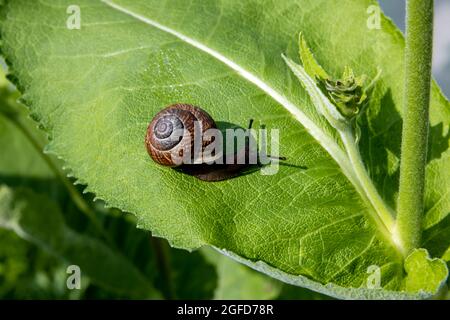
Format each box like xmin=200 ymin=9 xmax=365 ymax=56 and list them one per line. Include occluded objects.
xmin=298 ymin=35 xmax=383 ymax=122
xmin=298 ymin=33 xmax=329 ymax=80
xmin=318 ymin=67 xmax=367 ymax=118
xmin=402 ymin=248 xmax=448 ymax=293
xmin=283 ymin=55 xmax=349 ymax=130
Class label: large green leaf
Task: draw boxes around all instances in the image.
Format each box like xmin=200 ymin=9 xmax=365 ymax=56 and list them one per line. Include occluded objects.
xmin=1 ymin=0 xmax=449 ymax=299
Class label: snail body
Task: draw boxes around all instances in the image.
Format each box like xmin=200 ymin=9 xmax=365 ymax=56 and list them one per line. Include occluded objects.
xmin=146 ymin=104 xmax=283 ymax=181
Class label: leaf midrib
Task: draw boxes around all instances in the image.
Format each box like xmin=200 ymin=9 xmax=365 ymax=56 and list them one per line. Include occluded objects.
xmin=100 ymin=0 xmax=352 ymax=175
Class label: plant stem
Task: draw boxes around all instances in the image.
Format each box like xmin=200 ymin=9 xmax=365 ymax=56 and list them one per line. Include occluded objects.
xmin=340 ymin=128 xmax=396 ymax=240
xmin=396 ymin=0 xmax=434 ymax=255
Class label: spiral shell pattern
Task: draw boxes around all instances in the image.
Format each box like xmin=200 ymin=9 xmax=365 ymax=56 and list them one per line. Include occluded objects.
xmin=145 ymin=104 xmax=217 ymax=167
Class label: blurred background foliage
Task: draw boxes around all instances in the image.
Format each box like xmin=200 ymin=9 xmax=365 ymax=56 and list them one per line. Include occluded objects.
xmin=0 ymin=0 xmax=448 ymax=299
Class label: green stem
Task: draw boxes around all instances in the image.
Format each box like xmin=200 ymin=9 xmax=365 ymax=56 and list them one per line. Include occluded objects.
xmin=340 ymin=128 xmax=396 ymax=241
xmin=6 ymin=113 xmax=112 ymax=244
xmin=396 ymin=0 xmax=434 ymax=255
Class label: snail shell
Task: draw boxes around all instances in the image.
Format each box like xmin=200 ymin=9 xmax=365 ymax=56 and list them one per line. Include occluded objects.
xmin=146 ymin=104 xmax=286 ymax=181
xmin=145 ymin=104 xmax=217 ymax=167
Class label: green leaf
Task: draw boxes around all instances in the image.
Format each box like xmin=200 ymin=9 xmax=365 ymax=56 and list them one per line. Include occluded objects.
xmin=298 ymin=33 xmax=329 ymax=80
xmin=203 ymin=247 xmax=330 ymax=299
xmin=1 ymin=0 xmax=449 ymax=299
xmin=0 ymin=185 xmax=162 ymax=298
xmin=402 ymin=248 xmax=448 ymax=294
xmin=217 ymin=248 xmax=433 ymax=300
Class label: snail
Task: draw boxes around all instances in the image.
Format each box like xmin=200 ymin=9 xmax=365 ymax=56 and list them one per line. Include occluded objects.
xmin=145 ymin=103 xmax=285 ymax=181
xmin=145 ymin=103 xmax=217 ymax=167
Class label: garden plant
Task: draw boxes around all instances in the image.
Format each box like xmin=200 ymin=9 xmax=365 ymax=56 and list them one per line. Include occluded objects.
xmin=0 ymin=0 xmax=449 ymax=300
